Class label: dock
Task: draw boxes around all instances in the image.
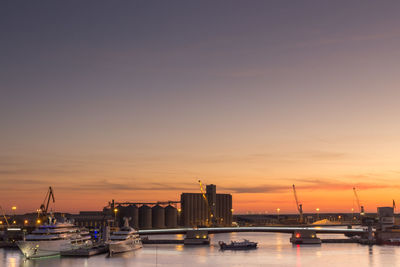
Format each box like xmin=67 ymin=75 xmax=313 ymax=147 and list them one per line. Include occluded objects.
xmin=61 ymin=245 xmax=108 ymax=257
xmin=321 ymin=239 xmax=358 ymax=243
xmin=142 ymin=239 xmax=184 ymax=244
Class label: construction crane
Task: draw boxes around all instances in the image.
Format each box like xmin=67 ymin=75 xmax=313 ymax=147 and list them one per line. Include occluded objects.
xmin=38 ymin=187 xmax=55 ymax=220
xmin=0 ymin=206 xmax=10 ymax=227
xmin=292 ymin=184 xmax=304 ymax=223
xmin=198 ymin=180 xmax=213 ymax=226
xmin=353 ymin=187 xmax=365 ymax=216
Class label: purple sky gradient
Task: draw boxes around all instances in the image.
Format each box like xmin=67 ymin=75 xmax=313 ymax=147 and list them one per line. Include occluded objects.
xmin=1 ymin=1 xmax=400 ymax=212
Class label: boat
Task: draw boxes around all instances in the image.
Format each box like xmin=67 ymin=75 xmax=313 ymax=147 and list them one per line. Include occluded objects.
xmin=107 ymin=218 xmax=142 ymax=256
xmin=17 ymin=217 xmax=92 ymax=258
xmin=219 ymin=239 xmax=258 ymax=250
xmin=381 ymin=238 xmax=400 ymax=245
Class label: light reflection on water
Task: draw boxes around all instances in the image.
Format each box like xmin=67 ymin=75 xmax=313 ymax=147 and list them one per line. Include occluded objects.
xmin=2 ymin=232 xmax=400 ymax=266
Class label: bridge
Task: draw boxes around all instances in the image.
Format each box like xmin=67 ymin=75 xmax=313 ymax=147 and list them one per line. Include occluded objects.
xmin=138 ymin=226 xmax=366 ymax=235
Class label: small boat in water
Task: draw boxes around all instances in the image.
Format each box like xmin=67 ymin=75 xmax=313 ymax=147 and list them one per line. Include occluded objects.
xmin=219 ymin=239 xmax=257 ymax=250
xmin=107 ymin=218 xmax=142 ymax=256
xmin=381 ymin=238 xmax=400 ymax=245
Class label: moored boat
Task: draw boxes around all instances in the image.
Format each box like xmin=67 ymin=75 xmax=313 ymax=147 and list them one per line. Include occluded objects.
xmin=381 ymin=238 xmax=400 ymax=245
xmin=17 ymin=217 xmax=91 ymax=258
xmin=219 ymin=239 xmax=257 ymax=250
xmin=107 ymin=219 xmax=142 ymax=256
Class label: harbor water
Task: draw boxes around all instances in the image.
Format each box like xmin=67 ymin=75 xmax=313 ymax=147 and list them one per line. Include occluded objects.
xmin=1 ymin=232 xmax=400 ymax=267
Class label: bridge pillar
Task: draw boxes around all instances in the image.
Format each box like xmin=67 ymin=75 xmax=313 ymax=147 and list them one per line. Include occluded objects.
xmin=290 ymin=230 xmax=321 ymax=244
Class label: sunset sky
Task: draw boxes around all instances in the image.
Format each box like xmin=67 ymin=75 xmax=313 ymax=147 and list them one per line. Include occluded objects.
xmin=2 ymin=1 xmax=400 ymax=214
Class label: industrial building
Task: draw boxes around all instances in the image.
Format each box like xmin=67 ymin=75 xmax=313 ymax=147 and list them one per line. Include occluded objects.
xmin=180 ymin=184 xmax=232 ymax=227
xmin=71 ymin=211 xmax=114 ymax=228
xmin=69 ymin=184 xmax=231 ymax=229
xmin=110 ymin=201 xmax=179 ymax=230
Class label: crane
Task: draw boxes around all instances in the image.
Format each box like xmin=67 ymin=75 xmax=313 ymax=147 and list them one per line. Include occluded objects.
xmin=198 ymin=180 xmax=213 ymax=226
xmin=0 ymin=206 xmax=10 ymax=227
xmin=292 ymin=184 xmax=304 ymax=223
xmin=38 ymin=187 xmax=55 ymax=219
xmin=353 ymin=187 xmax=365 ymax=216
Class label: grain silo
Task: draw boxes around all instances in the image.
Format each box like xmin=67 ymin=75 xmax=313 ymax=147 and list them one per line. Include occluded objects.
xmin=165 ymin=205 xmax=178 ymax=228
xmin=152 ymin=205 xmax=165 ymax=229
xmin=125 ymin=204 xmax=139 ymax=229
xmin=139 ymin=205 xmax=152 ymax=229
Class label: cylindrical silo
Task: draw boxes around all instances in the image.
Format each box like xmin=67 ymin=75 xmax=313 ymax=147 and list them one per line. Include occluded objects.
xmin=165 ymin=205 xmax=178 ymax=228
xmin=125 ymin=205 xmax=139 ymax=229
xmin=139 ymin=205 xmax=152 ymax=229
xmin=152 ymin=205 xmax=165 ymax=229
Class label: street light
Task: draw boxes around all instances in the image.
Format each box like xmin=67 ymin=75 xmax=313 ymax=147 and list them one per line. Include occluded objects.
xmin=113 ymin=208 xmax=118 ymax=226
xmin=316 ymin=208 xmax=320 ymax=220
xmin=11 ymin=206 xmax=17 ymax=216
xmin=277 ymin=208 xmax=281 ymax=221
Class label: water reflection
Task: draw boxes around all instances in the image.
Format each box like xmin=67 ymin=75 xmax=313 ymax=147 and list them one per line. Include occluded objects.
xmin=275 ymin=233 xmax=283 ymax=259
xmin=3 ymin=233 xmax=400 ymax=267
xmin=296 ymin=244 xmax=301 ymax=267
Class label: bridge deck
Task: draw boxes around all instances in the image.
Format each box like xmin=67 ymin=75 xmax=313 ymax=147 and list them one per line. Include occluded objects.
xmin=138 ymin=226 xmax=365 ymax=235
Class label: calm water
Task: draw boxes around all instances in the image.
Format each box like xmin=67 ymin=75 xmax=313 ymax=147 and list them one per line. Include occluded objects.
xmin=1 ymin=232 xmax=400 ymax=267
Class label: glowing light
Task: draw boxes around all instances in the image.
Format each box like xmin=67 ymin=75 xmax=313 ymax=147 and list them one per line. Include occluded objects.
xmin=24 ymin=220 xmax=28 ymax=224
xmin=11 ymin=206 xmax=17 ymax=210
xmin=178 ymin=208 xmax=181 ymax=212
xmin=316 ymin=208 xmax=320 ymax=212
xmin=0 ymin=221 xmax=2 ymax=224
xmin=295 ymin=233 xmax=301 ymax=238
xmin=113 ymin=208 xmax=118 ymax=213
xmin=231 ymin=208 xmax=234 ymax=212
xmin=36 ymin=219 xmax=41 ymax=224
xmin=12 ymin=220 xmax=16 ymax=224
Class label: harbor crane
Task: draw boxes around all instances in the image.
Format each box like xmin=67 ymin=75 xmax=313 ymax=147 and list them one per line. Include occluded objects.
xmin=292 ymin=184 xmax=304 ymax=224
xmin=198 ymin=180 xmax=214 ymax=226
xmin=0 ymin=206 xmax=10 ymax=227
xmin=38 ymin=186 xmax=55 ymax=220
xmin=353 ymin=187 xmax=365 ymax=216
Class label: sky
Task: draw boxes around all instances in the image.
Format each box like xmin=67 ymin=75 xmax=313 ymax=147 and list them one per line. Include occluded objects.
xmin=1 ymin=1 xmax=400 ymax=214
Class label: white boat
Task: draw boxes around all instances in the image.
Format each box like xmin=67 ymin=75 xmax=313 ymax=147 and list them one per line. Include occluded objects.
xmin=107 ymin=219 xmax=142 ymax=256
xmin=17 ymin=218 xmax=92 ymax=258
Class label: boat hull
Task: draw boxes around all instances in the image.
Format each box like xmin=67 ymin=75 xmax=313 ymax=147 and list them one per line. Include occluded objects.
xmin=108 ymin=239 xmax=142 ymax=255
xmin=220 ymin=244 xmax=257 ymax=250
xmin=219 ymin=241 xmax=257 ymax=250
xmin=17 ymin=239 xmax=87 ymax=258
